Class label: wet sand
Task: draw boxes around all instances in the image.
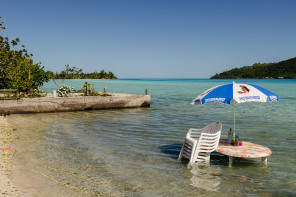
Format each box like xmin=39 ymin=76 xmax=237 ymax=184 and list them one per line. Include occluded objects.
xmin=1 ymin=115 xmax=84 ymax=197
xmin=0 ymin=116 xmax=17 ymax=196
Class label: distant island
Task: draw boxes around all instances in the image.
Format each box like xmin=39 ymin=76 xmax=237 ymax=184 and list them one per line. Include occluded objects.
xmin=47 ymin=68 xmax=118 ymax=80
xmin=211 ymin=57 xmax=296 ymax=79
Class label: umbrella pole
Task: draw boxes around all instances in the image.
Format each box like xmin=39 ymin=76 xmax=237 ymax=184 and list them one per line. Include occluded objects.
xmin=233 ymin=101 xmax=235 ymax=140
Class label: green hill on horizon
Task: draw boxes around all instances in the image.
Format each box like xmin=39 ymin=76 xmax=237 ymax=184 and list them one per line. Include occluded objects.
xmin=211 ymin=57 xmax=296 ymax=79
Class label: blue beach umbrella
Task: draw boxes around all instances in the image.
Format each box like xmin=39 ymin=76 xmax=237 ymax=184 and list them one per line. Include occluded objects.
xmin=192 ymin=81 xmax=279 ymax=137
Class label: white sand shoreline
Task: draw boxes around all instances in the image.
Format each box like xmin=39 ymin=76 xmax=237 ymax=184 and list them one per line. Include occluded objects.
xmin=0 ymin=116 xmax=18 ymax=196
xmin=2 ymin=115 xmax=87 ymax=197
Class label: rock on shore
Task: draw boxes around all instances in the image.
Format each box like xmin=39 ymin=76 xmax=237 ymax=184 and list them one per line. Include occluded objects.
xmin=0 ymin=93 xmax=151 ymax=114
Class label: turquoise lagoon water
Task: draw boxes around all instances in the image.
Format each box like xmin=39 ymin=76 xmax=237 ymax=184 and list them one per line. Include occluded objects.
xmin=11 ymin=79 xmax=296 ymax=196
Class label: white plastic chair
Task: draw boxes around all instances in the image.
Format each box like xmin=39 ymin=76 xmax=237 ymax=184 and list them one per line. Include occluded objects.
xmin=178 ymin=122 xmax=222 ymax=164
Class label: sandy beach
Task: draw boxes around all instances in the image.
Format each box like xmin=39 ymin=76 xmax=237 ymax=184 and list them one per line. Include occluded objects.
xmin=1 ymin=115 xmax=85 ymax=197
xmin=0 ymin=116 xmax=17 ymax=196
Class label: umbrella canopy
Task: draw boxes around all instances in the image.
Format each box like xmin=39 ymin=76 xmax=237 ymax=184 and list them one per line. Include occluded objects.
xmin=192 ymin=81 xmax=279 ymax=137
xmin=192 ymin=81 xmax=279 ymax=105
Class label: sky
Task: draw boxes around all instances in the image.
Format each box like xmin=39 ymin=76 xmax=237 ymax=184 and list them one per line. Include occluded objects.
xmin=1 ymin=0 xmax=296 ymax=78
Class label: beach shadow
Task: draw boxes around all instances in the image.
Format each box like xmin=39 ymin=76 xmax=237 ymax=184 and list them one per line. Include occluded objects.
xmin=159 ymin=144 xmax=183 ymax=160
xmin=211 ymin=152 xmax=263 ymax=167
xmin=159 ymin=144 xmax=225 ymax=165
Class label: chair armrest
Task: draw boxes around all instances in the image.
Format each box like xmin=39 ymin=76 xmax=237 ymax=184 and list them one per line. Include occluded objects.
xmin=187 ymin=128 xmax=202 ymax=140
xmin=188 ymin=128 xmax=203 ymax=133
xmin=185 ymin=135 xmax=197 ymax=144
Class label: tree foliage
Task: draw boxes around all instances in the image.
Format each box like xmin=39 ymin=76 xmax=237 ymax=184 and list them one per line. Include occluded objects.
xmin=211 ymin=57 xmax=296 ymax=79
xmin=81 ymin=81 xmax=93 ymax=96
xmin=48 ymin=68 xmax=117 ymax=80
xmin=49 ymin=65 xmax=81 ymax=88
xmin=57 ymin=85 xmax=74 ymax=97
xmin=0 ymin=17 xmax=49 ymax=93
xmin=1 ymin=16 xmax=116 ymax=94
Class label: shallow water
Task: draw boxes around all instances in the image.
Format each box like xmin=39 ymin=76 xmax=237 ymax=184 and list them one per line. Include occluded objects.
xmin=10 ymin=79 xmax=296 ymax=196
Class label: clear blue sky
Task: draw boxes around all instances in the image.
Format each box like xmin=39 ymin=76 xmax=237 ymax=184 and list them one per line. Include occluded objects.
xmin=1 ymin=0 xmax=296 ymax=78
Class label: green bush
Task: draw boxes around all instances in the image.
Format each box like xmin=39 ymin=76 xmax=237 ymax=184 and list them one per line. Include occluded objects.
xmin=58 ymin=85 xmax=74 ymax=97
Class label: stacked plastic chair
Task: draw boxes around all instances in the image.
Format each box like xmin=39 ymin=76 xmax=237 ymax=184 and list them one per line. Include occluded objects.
xmin=178 ymin=122 xmax=222 ymax=164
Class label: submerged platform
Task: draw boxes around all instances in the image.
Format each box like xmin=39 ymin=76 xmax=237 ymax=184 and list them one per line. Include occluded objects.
xmin=0 ymin=93 xmax=151 ymax=114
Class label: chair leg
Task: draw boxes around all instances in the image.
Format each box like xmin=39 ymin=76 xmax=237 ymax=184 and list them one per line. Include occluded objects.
xmin=178 ymin=143 xmax=185 ymax=161
xmin=261 ymin=157 xmax=267 ymax=165
xmin=206 ymin=154 xmax=210 ymax=164
xmin=229 ymin=156 xmax=234 ymax=167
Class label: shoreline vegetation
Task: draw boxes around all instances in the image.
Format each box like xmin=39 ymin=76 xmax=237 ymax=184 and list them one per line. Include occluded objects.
xmin=211 ymin=57 xmax=296 ymax=79
xmin=47 ymin=68 xmax=117 ymax=80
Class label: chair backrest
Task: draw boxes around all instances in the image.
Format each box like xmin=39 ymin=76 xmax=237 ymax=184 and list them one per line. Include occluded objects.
xmin=179 ymin=122 xmax=222 ymax=164
xmin=202 ymin=122 xmax=222 ymax=134
xmin=198 ymin=130 xmax=221 ymax=153
xmin=187 ymin=122 xmax=221 ymax=139
xmin=190 ymin=122 xmax=222 ymax=163
xmin=198 ymin=122 xmax=222 ymax=152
